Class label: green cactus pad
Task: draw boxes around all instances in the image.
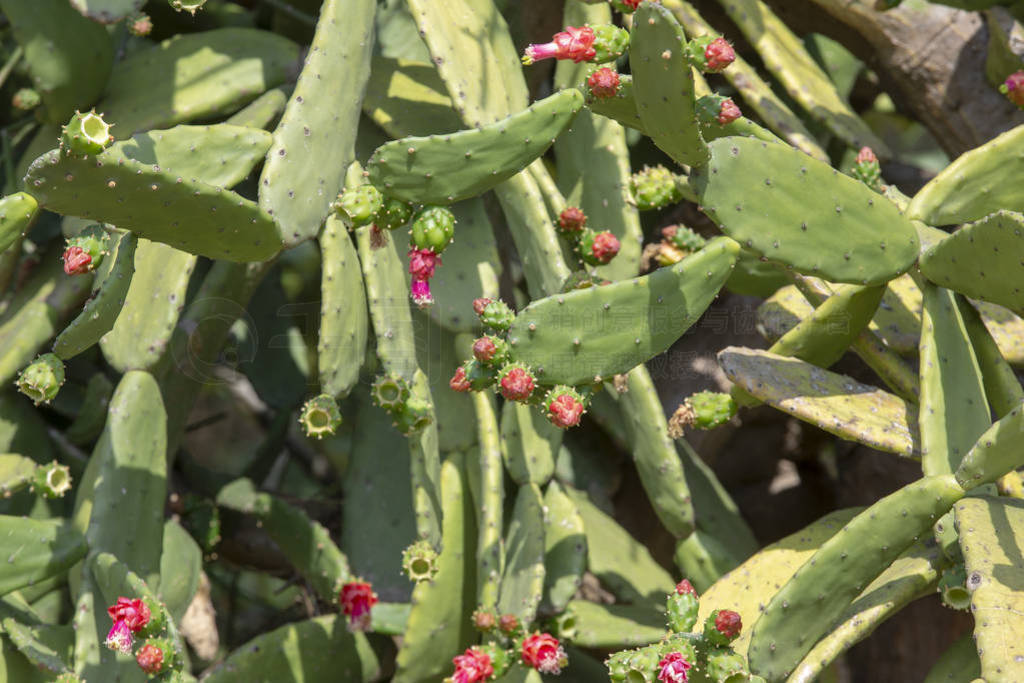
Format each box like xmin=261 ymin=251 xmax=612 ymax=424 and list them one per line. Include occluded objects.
xmin=1 ymin=618 xmax=72 ymax=674
xmin=717 ymin=0 xmax=887 ymax=154
xmin=259 ymin=0 xmax=373 ymax=247
xmin=955 ymin=496 xmax=1024 ymax=683
xmin=566 ymin=488 xmax=675 ymax=605
xmin=24 ymin=148 xmax=281 ymax=262
xmin=217 ymin=477 xmax=350 ymax=602
xmin=693 ymin=137 xmax=919 ymax=285
xmin=918 ymin=282 xmax=991 ymax=477
xmin=629 ymin=2 xmax=708 ymax=167
xmin=960 ymin=300 xmax=1024 ymax=418
xmin=787 ymin=536 xmax=943 ymax=682
xmin=907 ymin=125 xmax=1024 ymax=225
xmin=692 ymin=512 xmax=862 ymax=657
xmin=507 ymin=236 xmax=738 ymax=385
xmin=1 ymin=0 xmax=113 ymax=125
xmin=369 ymin=89 xmax=583 ymax=205
xmin=318 ymin=214 xmax=368 ymax=399
xmin=565 ymin=600 xmax=666 ymax=649
xmin=84 ymin=371 xmax=167 ymax=586
xmin=158 ymin=519 xmax=201 ymax=623
xmin=225 ymin=86 xmax=289 ymax=130
xmin=673 ymin=529 xmax=741 ymax=591
xmin=204 ymin=614 xmax=382 ymax=682
xmin=99 ymin=28 xmax=299 ymax=138
xmin=955 ymin=402 xmax=1024 ymax=490
xmin=500 ymin=400 xmax=561 ymax=485
xmin=0 ymin=192 xmax=39 ymax=254
xmin=406 ymin=0 xmax=528 ymax=126
xmin=718 ymin=347 xmax=921 ymax=458
xmin=617 ymin=366 xmax=696 ymax=539
xmin=0 ymin=517 xmax=86 ymax=596
xmin=583 ymin=73 xmax=644 ymax=132
xmin=471 ymin=391 xmax=504 ymax=609
xmin=497 ymin=483 xmax=546 ymax=624
xmin=542 ymin=481 xmax=586 ymax=613
xmin=53 ymin=231 xmax=136 ymax=360
xmin=393 ymin=454 xmax=476 ymax=682
xmin=922 ymin=632 xmax=981 ymax=683
xmin=919 ymin=210 xmax=1024 ymax=317
xmin=976 ymin=300 xmax=1024 ymax=368
xmin=363 ymin=57 xmax=463 ymax=138
xmin=99 ymin=240 xmax=196 ymax=373
xmin=0 ymin=454 xmax=37 ymax=497
xmin=747 ymin=475 xmax=965 ymax=680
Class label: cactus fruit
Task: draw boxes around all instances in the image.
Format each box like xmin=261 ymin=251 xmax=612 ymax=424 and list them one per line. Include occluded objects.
xmin=705 ymin=647 xmax=749 ymax=683
xmin=666 ymin=579 xmax=700 ymax=632
xmin=376 ymin=198 xmax=414 ymax=231
xmin=334 ymin=185 xmax=384 ymax=227
xmin=60 ymin=110 xmax=113 ymax=156
xmin=371 ymin=374 xmax=411 ymax=413
xmin=11 ymin=88 xmax=40 ymax=111
xmin=497 ymin=363 xmax=537 ymax=402
xmin=411 ymin=206 xmax=456 ymax=253
xmin=402 ymin=539 xmax=440 ymax=582
xmin=17 ymin=353 xmax=65 ymax=405
xmin=34 ymin=461 xmax=71 ymax=498
xmin=591 ymin=24 xmax=631 ymax=64
xmin=668 ymin=391 xmax=738 ymax=437
xmin=587 ymin=67 xmax=622 ymax=99
xmin=664 ymin=225 xmax=706 ymax=252
xmin=298 ymin=394 xmax=343 ymax=439
xmin=704 ymin=609 xmax=742 ymax=647
xmin=1000 ymin=70 xmax=1024 ymax=108
xmin=472 ymin=335 xmax=509 ymax=366
xmin=128 ymin=13 xmax=153 ymax=37
xmin=477 ymin=298 xmax=515 ymax=332
xmin=578 ymin=229 xmax=621 ymax=266
xmin=62 ymin=224 xmax=109 ymax=276
xmin=686 ymin=36 xmax=736 ymax=73
xmin=937 ymin=564 xmax=970 ymax=611
xmin=558 ymin=206 xmax=588 ymax=234
xmin=135 ymin=637 xmax=175 ymax=675
xmin=522 ymin=26 xmax=596 ymax=65
xmin=339 ymin=580 xmax=378 ymax=632
xmin=451 ymin=359 xmax=496 ymax=393
xmin=631 ymin=165 xmax=684 ymax=211
xmin=391 ymin=397 xmax=433 ymax=435
xmin=545 ymin=386 xmax=586 ymax=429
xmin=852 ymin=146 xmax=884 ymax=191
xmin=696 ymin=95 xmax=741 ymax=126
xmin=499 ymin=613 xmax=520 ymax=634
xmin=520 ymin=632 xmax=568 ymax=674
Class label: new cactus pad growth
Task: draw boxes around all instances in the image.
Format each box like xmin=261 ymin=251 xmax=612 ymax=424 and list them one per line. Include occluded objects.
xmin=1 ymin=0 xmax=1021 ymax=679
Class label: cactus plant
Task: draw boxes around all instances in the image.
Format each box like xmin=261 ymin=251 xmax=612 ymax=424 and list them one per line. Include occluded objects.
xmin=0 ymin=0 xmax=1021 ymax=680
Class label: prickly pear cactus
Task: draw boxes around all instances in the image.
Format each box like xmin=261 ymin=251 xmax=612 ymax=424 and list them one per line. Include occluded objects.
xmin=0 ymin=0 xmax=1021 ymax=680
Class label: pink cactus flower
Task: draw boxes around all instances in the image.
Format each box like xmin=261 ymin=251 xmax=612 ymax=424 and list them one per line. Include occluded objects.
xmin=63 ymin=246 xmax=93 ymax=275
xmin=105 ymin=620 xmax=134 ymax=654
xmin=339 ymin=581 xmax=378 ymax=632
xmin=107 ymin=597 xmax=151 ymax=633
xmin=521 ymin=632 xmax=568 ymax=674
xmin=523 ymin=26 xmax=596 ymax=65
xmin=657 ymin=651 xmax=693 ymax=683
xmin=450 ymin=647 xmax=494 ymax=683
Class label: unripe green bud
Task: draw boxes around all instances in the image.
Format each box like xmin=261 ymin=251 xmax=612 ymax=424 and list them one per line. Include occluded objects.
xmin=591 ymin=24 xmax=630 ymax=64
xmin=666 ymin=579 xmax=700 ymax=632
xmin=11 ymin=88 xmax=40 ymax=111
xmin=299 ymin=394 xmax=342 ymax=439
xmin=34 ymin=461 xmax=72 ymax=499
xmin=17 ymin=353 xmax=65 ymax=405
xmin=630 ymin=165 xmax=683 ymax=211
xmin=371 ymin=374 xmax=410 ymax=413
xmin=410 ymin=206 xmax=456 ymax=253
xmin=61 ymin=110 xmax=113 ymax=156
xmin=704 ymin=646 xmax=749 ymax=683
xmin=375 ymin=198 xmax=414 ymax=231
xmin=391 ymin=397 xmax=432 ymax=435
xmin=334 ymin=185 xmax=383 ymax=227
xmin=476 ymin=298 xmax=514 ymax=332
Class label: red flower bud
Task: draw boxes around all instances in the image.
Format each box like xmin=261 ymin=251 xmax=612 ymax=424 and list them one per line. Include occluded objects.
xmin=675 ymin=579 xmax=698 ymax=596
xmin=715 ymin=609 xmax=742 ymax=638
xmin=716 ymin=99 xmax=741 ymax=125
xmin=339 ymin=581 xmax=378 ymax=632
xmin=521 ymin=632 xmax=567 ymax=674
xmin=63 ymin=246 xmax=93 ymax=276
xmin=136 ymin=644 xmax=165 ymax=674
xmin=587 ymin=67 xmax=621 ymax=99
xmin=591 ymin=231 xmax=621 ymax=264
xmin=558 ymin=206 xmax=587 ymax=233
xmin=704 ymin=37 xmax=735 ymax=72
xmin=449 ymin=366 xmax=472 ymax=393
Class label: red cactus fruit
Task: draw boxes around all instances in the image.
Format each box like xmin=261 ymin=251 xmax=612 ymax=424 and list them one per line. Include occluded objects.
xmin=587 ymin=67 xmax=621 ymax=99
xmin=715 ymin=609 xmax=742 ymax=638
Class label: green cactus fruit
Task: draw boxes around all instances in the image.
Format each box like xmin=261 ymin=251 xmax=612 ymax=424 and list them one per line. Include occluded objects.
xmin=478 ymin=642 xmax=511 ymax=678
xmin=937 ymin=564 xmax=970 ymax=611
xmin=11 ymin=88 xmax=40 ymax=111
xmin=135 ymin=636 xmax=176 ymax=676
xmin=578 ymin=229 xmax=621 ymax=266
xmin=630 ymin=165 xmax=684 ymax=211
xmin=60 ymin=110 xmax=113 ymax=156
xmin=558 ymin=206 xmax=588 ymax=235
xmin=705 ymin=646 xmax=750 ymax=683
xmin=606 ymin=645 xmax=662 ymax=682
xmin=375 ymin=198 xmax=414 ymax=232
xmin=669 ymin=391 xmax=738 ymax=437
xmin=592 ymin=24 xmax=630 ymax=64
xmin=33 ymin=461 xmax=72 ymax=499
xmin=550 ymin=605 xmax=578 ymax=640
xmin=450 ymin=359 xmax=496 ymax=393
xmin=392 ymin=397 xmax=432 ymax=435
xmin=169 ymin=0 xmax=207 ymax=14
xmin=666 ymin=579 xmax=700 ymax=632
xmin=411 ymin=206 xmax=456 ymax=253
xmin=704 ymin=609 xmax=742 ymax=647
xmin=696 ymin=94 xmax=742 ymax=128
xmin=334 ymin=185 xmax=384 ymax=228
xmin=497 ymin=363 xmax=537 ymax=402
xmin=402 ymin=539 xmax=439 ymax=583
xmin=62 ymin=224 xmax=109 ymax=275
xmin=664 ymin=225 xmax=706 ymax=252
xmin=472 ymin=335 xmax=510 ymax=367
xmin=851 ymin=146 xmax=883 ymax=191
xmin=544 ymin=386 xmax=586 ymax=429
xmin=685 ymin=35 xmax=736 ymax=73
xmin=476 ymin=298 xmax=515 ymax=332
xmin=298 ymin=394 xmax=342 ymax=439
xmin=371 ymin=374 xmax=411 ymax=413
xmin=17 ymin=353 xmax=65 ymax=405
